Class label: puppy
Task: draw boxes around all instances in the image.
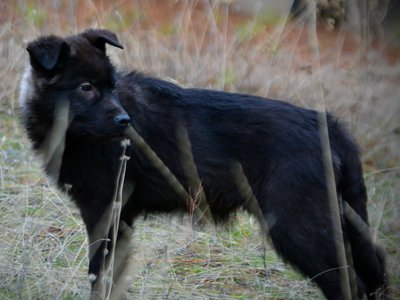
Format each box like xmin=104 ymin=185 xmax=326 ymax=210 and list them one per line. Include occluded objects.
xmin=20 ymin=29 xmax=388 ymax=299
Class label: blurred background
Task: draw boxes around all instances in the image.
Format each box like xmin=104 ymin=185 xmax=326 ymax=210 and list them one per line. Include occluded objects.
xmin=0 ymin=0 xmax=399 ymax=299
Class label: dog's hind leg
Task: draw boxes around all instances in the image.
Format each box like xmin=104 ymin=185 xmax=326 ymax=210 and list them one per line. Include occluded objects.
xmin=343 ymin=200 xmax=388 ymax=299
xmin=254 ymin=166 xmax=363 ymax=299
xmin=335 ymin=135 xmax=389 ymax=298
xmin=341 ymin=156 xmax=388 ymax=299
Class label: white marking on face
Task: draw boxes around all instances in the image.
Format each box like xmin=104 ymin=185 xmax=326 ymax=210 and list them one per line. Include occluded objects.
xmin=19 ymin=66 xmax=35 ymax=109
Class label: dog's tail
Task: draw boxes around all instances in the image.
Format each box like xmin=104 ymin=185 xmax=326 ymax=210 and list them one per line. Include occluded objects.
xmin=340 ymin=142 xmax=389 ymax=299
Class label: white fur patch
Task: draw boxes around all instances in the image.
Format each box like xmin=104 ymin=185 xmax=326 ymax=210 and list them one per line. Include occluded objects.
xmin=19 ymin=66 xmax=35 ymax=109
xmin=88 ymin=273 xmax=97 ymax=282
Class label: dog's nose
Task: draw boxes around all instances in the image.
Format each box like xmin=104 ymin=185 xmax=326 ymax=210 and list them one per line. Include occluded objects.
xmin=114 ymin=114 xmax=131 ymax=127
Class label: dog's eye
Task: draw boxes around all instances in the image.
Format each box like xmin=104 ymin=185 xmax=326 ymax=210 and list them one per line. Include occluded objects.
xmin=80 ymin=83 xmax=92 ymax=92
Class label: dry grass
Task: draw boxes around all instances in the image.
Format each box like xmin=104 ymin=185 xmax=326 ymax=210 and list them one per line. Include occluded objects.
xmin=0 ymin=1 xmax=399 ymax=299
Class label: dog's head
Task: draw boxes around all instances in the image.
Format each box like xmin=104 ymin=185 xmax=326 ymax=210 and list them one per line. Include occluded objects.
xmin=20 ymin=29 xmax=130 ymax=145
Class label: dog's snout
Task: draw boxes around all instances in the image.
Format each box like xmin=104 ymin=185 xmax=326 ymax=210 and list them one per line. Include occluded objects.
xmin=114 ymin=114 xmax=131 ymax=127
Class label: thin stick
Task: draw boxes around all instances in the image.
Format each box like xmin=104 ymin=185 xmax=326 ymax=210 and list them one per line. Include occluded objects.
xmin=124 ymin=125 xmax=189 ymax=202
xmin=318 ymin=111 xmax=353 ymax=300
xmin=176 ymin=126 xmax=213 ymax=226
xmin=230 ymin=162 xmax=269 ymax=234
xmin=307 ymin=0 xmax=354 ymax=297
xmin=90 ymin=140 xmax=131 ymax=300
xmin=104 ymin=139 xmax=130 ymax=299
xmin=39 ymin=98 xmax=70 ymax=182
xmin=230 ymin=162 xmax=272 ymax=276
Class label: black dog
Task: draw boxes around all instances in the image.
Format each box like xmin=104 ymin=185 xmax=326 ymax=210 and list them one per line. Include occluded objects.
xmin=20 ymin=29 xmax=387 ymax=299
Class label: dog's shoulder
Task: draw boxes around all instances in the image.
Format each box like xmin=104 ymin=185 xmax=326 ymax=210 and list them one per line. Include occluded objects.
xmin=117 ymin=71 xmax=185 ymax=110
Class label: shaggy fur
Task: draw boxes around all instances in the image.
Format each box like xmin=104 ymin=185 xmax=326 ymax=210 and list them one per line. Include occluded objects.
xmin=20 ymin=29 xmax=387 ymax=299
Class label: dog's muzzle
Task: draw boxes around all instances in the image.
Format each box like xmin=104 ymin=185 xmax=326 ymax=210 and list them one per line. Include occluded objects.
xmin=114 ymin=114 xmax=131 ymax=128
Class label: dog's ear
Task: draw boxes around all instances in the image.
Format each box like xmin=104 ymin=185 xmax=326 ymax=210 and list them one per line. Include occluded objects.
xmin=81 ymin=29 xmax=124 ymax=52
xmin=27 ymin=36 xmax=71 ymax=72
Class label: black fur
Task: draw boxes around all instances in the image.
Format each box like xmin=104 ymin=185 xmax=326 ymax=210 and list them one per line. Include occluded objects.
xmin=20 ymin=29 xmax=387 ymax=299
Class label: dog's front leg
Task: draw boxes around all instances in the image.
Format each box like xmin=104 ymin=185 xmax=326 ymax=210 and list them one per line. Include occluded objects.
xmin=86 ymin=200 xmax=115 ymax=300
xmin=88 ymin=180 xmax=135 ymax=299
xmin=107 ymin=220 xmax=135 ymax=300
xmin=88 ymin=212 xmax=134 ymax=299
xmin=89 ymin=222 xmax=135 ymax=300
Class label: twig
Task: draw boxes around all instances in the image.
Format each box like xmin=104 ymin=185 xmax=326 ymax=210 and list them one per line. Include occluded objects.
xmin=318 ymin=111 xmax=354 ymax=300
xmin=176 ymin=126 xmax=213 ymax=226
xmin=124 ymin=125 xmax=189 ymax=202
xmin=90 ymin=140 xmax=131 ymax=300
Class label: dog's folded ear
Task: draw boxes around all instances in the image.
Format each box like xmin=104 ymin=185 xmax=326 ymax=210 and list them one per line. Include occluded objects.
xmin=27 ymin=36 xmax=71 ymax=72
xmin=81 ymin=29 xmax=124 ymax=52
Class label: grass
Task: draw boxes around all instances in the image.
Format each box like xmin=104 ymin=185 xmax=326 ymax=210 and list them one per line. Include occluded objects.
xmin=0 ymin=0 xmax=399 ymax=299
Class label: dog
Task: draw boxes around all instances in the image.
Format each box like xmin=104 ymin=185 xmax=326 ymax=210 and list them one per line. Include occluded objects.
xmin=20 ymin=29 xmax=388 ymax=299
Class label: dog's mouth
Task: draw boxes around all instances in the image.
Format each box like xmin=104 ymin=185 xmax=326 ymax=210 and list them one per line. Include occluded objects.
xmin=91 ymin=132 xmax=127 ymax=142
xmin=67 ymin=127 xmax=128 ymax=143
